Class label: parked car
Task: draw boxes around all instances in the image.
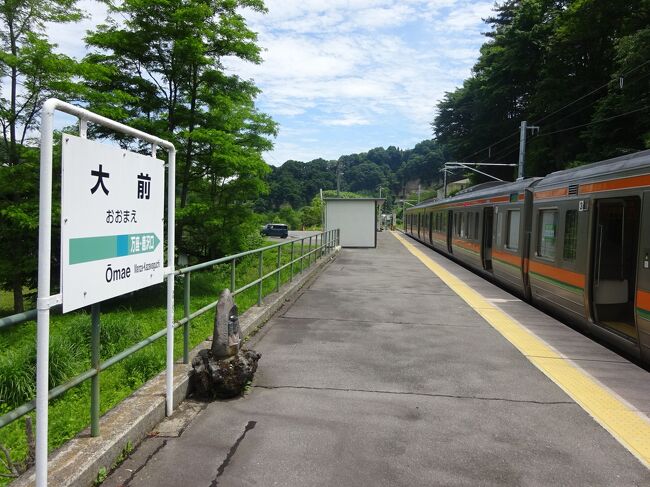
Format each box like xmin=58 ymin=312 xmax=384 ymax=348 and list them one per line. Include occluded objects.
xmin=261 ymin=223 xmax=289 ymax=238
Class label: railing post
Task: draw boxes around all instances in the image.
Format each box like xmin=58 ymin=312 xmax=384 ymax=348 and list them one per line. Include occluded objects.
xmin=258 ymin=252 xmax=263 ymax=305
xmin=90 ymin=303 xmax=101 ymax=437
xmin=276 ymin=246 xmax=281 ymax=292
xmin=183 ymin=272 xmax=190 ymax=364
xmin=290 ymin=241 xmax=294 ymax=282
xmin=300 ymin=238 xmax=305 ymax=273
xmin=308 ymin=236 xmax=312 ymax=266
xmin=231 ymin=259 xmax=236 ymax=293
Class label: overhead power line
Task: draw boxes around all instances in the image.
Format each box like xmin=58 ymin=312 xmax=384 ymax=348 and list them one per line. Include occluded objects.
xmin=472 ymin=104 xmax=650 ymax=169
xmin=453 ymin=57 xmax=650 ymax=165
xmin=532 ymin=59 xmax=650 ymax=125
xmin=537 ymin=105 xmax=650 ymax=138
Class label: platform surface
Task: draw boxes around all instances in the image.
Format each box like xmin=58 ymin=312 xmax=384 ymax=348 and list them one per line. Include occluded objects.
xmin=105 ymin=231 xmax=650 ymax=487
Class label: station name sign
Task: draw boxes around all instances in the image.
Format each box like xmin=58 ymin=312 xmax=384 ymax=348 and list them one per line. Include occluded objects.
xmin=61 ymin=135 xmax=164 ymax=312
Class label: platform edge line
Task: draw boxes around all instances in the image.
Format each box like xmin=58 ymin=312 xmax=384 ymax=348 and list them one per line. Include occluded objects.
xmin=391 ymin=230 xmax=650 ymax=469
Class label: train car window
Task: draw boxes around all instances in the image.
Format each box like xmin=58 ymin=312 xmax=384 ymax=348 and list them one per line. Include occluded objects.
xmin=474 ymin=212 xmax=479 ymax=240
xmin=496 ymin=210 xmax=503 ymax=247
xmin=467 ymin=213 xmax=473 ymax=238
xmin=506 ymin=210 xmax=520 ymax=250
xmin=537 ymin=210 xmax=558 ymax=259
xmin=563 ymin=210 xmax=578 ymax=261
xmin=461 ymin=213 xmax=466 ymax=238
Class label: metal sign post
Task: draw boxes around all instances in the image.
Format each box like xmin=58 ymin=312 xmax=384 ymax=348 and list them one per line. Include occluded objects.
xmin=36 ymin=99 xmax=175 ymax=487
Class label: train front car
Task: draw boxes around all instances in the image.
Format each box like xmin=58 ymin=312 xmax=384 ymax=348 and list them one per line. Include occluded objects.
xmin=530 ymin=149 xmax=650 ymax=364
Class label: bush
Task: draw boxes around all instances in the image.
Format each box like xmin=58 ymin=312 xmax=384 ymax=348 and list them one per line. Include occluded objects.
xmin=0 ymin=348 xmax=35 ymax=408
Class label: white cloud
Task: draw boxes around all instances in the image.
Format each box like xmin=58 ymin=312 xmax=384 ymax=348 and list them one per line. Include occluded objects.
xmin=46 ymin=0 xmax=109 ymax=59
xmin=41 ymin=0 xmax=495 ymax=165
xmin=441 ymin=2 xmax=494 ymax=31
xmin=322 ymin=116 xmax=371 ymax=127
xmin=227 ymin=0 xmax=495 ymax=163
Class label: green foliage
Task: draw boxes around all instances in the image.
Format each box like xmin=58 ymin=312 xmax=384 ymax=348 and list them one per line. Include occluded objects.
xmin=94 ymin=466 xmax=107 ymax=486
xmin=0 ymin=239 xmax=326 ymax=482
xmin=433 ymin=0 xmax=650 ymax=178
xmin=112 ymin=441 xmax=134 ymax=468
xmin=84 ymin=0 xmax=277 ymax=261
xmin=262 ymin=141 xmax=447 ymax=216
xmin=0 ymin=0 xmax=83 ymax=313
xmin=122 ymin=347 xmax=165 ymax=388
xmin=0 ymin=348 xmax=35 ymax=408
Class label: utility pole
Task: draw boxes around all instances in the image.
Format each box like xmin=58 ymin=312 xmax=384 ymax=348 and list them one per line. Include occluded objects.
xmin=517 ymin=121 xmax=539 ymax=180
xmin=443 ymin=169 xmax=447 ymax=198
xmin=336 ymin=161 xmax=342 ymax=196
xmin=417 ymin=184 xmax=421 ymax=203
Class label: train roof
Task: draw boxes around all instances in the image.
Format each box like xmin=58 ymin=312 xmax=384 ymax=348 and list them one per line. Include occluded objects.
xmin=408 ymin=149 xmax=650 ymax=212
xmin=411 ymin=177 xmax=540 ymax=210
xmin=536 ymin=149 xmax=650 ymax=189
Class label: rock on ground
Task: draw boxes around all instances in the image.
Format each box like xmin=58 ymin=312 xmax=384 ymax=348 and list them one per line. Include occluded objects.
xmin=190 ymin=349 xmax=261 ymax=399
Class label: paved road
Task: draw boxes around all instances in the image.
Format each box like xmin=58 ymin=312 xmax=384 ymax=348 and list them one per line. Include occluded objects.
xmin=106 ymin=232 xmax=649 ymax=487
xmin=264 ymin=230 xmax=321 ymax=243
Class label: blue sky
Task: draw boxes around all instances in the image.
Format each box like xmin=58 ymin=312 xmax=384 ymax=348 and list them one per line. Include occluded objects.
xmin=47 ymin=0 xmax=495 ymax=166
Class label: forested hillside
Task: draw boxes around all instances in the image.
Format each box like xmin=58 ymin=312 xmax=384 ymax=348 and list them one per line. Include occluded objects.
xmin=433 ymin=0 xmax=650 ymax=179
xmin=0 ymin=0 xmax=275 ymax=312
xmin=260 ymin=139 xmax=447 ymax=212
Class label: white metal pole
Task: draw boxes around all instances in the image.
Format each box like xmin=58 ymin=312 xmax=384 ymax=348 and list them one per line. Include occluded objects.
xmin=36 ymin=99 xmax=57 ymax=487
xmin=166 ymin=149 xmax=176 ymax=416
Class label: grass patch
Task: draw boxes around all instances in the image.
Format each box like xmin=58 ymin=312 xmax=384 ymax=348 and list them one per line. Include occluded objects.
xmin=0 ymin=241 xmax=325 ymax=484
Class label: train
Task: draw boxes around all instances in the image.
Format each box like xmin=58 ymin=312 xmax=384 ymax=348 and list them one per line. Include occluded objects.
xmin=404 ymin=149 xmax=650 ymax=366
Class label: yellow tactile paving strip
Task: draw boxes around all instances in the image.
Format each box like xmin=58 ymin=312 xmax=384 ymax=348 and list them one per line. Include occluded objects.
xmin=392 ymin=231 xmax=650 ymax=469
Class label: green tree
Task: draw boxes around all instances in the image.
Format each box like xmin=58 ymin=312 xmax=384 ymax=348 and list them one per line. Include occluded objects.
xmin=580 ymin=29 xmax=650 ymax=158
xmin=84 ymin=0 xmax=277 ymax=259
xmin=433 ymin=0 xmax=650 ymax=178
xmin=0 ymin=0 xmax=83 ymax=312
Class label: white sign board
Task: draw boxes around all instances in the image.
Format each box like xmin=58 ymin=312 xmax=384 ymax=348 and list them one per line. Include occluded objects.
xmin=61 ymin=135 xmax=164 ymax=312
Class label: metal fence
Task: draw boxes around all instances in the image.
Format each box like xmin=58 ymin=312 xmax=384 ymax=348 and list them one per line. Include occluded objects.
xmin=0 ymin=229 xmax=339 ymax=435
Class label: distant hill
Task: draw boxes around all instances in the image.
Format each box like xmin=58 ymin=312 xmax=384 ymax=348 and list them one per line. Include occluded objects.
xmin=259 ymin=140 xmax=448 ymax=211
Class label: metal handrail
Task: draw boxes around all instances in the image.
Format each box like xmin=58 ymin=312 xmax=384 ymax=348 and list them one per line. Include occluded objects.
xmin=0 ymin=228 xmax=340 ymax=431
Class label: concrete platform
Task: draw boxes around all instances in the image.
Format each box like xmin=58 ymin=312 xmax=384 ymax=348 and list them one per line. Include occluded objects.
xmin=105 ymin=232 xmax=650 ymax=486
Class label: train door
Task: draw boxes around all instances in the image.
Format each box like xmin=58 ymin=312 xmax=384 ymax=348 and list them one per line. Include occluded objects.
xmin=638 ymin=192 xmax=650 ymax=361
xmin=591 ymin=197 xmax=640 ymax=340
xmin=428 ymin=212 xmax=433 ymax=244
xmin=482 ymin=207 xmax=494 ymax=271
xmin=446 ymin=210 xmax=453 ymax=253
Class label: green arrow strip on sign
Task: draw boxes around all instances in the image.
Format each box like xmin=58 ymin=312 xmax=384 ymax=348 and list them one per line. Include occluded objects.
xmin=69 ymin=233 xmax=161 ymax=264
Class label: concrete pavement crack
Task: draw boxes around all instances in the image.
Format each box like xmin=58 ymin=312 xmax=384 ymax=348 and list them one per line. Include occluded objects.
xmin=121 ymin=439 xmax=168 ymax=486
xmin=210 ymin=421 xmax=257 ymax=487
xmin=278 ymin=316 xmax=484 ymax=328
xmin=255 ymin=385 xmax=575 ymax=405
